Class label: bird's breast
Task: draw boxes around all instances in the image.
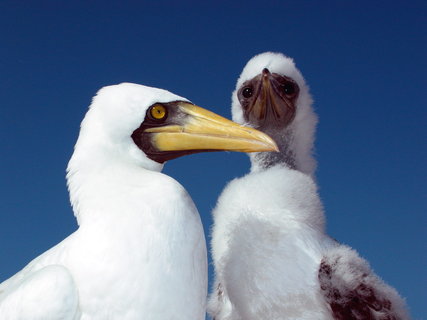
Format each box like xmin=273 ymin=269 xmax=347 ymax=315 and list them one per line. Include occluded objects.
xmin=66 ymin=171 xmax=207 ymax=318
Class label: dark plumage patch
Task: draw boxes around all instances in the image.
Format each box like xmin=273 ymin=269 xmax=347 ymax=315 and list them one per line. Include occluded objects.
xmin=318 ymin=256 xmax=397 ymax=320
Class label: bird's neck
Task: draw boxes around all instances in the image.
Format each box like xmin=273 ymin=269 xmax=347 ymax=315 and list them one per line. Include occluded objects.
xmin=250 ymin=149 xmax=296 ymax=172
xmin=249 ymin=127 xmax=296 ymax=172
xmin=66 ymin=147 xmax=165 ymax=226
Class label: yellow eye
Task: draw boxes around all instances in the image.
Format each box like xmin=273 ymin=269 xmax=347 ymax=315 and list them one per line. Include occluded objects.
xmin=150 ymin=104 xmax=167 ymax=120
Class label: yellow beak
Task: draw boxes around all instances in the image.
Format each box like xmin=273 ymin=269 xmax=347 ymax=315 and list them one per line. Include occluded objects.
xmin=145 ymin=102 xmax=278 ymax=153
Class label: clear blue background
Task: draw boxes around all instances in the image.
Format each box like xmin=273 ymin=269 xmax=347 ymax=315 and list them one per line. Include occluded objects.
xmin=0 ymin=1 xmax=425 ymax=319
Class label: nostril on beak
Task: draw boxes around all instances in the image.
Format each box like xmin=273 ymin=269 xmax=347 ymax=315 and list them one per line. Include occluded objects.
xmin=262 ymin=68 xmax=270 ymax=76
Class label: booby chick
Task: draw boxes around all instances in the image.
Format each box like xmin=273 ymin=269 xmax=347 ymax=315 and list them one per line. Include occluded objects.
xmin=208 ymin=52 xmax=410 ymax=320
xmin=0 ymin=83 xmax=277 ymax=320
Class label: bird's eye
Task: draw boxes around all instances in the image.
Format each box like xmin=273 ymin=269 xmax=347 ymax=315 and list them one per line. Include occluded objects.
xmin=149 ymin=104 xmax=167 ymax=120
xmin=282 ymin=82 xmax=296 ymax=96
xmin=242 ymin=87 xmax=253 ymax=98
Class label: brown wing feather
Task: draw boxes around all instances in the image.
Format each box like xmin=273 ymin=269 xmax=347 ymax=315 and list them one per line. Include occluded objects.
xmin=318 ymin=246 xmax=408 ymax=320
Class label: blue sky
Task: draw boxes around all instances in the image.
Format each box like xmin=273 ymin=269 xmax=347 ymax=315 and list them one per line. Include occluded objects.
xmin=0 ymin=1 xmax=425 ymax=318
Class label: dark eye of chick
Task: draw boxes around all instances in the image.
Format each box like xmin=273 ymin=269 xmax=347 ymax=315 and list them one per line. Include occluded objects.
xmin=282 ymin=82 xmax=296 ymax=96
xmin=242 ymin=87 xmax=253 ymax=98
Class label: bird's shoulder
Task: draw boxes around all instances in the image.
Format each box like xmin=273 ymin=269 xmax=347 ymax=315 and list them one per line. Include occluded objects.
xmin=318 ymin=244 xmax=410 ymax=320
xmin=214 ymin=165 xmax=321 ymax=226
xmin=144 ymin=170 xmax=189 ymax=198
xmin=0 ymin=233 xmax=76 ymax=297
xmin=149 ymin=171 xmax=197 ymax=211
xmin=0 ymin=264 xmax=80 ymax=320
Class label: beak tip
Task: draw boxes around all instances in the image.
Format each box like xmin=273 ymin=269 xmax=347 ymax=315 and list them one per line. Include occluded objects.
xmin=267 ymin=143 xmax=279 ymax=153
xmin=266 ymin=138 xmax=279 ymax=152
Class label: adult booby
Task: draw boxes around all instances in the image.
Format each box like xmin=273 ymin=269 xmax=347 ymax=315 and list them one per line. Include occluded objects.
xmin=0 ymin=83 xmax=277 ymax=319
xmin=208 ymin=53 xmax=410 ymax=320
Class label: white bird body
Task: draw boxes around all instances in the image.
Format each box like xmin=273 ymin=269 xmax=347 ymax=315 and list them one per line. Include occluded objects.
xmin=208 ymin=53 xmax=409 ymax=320
xmin=0 ymin=83 xmax=210 ymax=319
xmin=210 ymin=166 xmax=331 ymax=320
xmin=210 ymin=165 xmax=408 ymax=320
xmin=0 ymin=166 xmax=206 ymax=319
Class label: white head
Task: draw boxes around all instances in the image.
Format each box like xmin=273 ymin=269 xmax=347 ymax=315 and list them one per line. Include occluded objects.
xmin=232 ymin=52 xmax=317 ymax=176
xmin=69 ymin=83 xmax=183 ymax=173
